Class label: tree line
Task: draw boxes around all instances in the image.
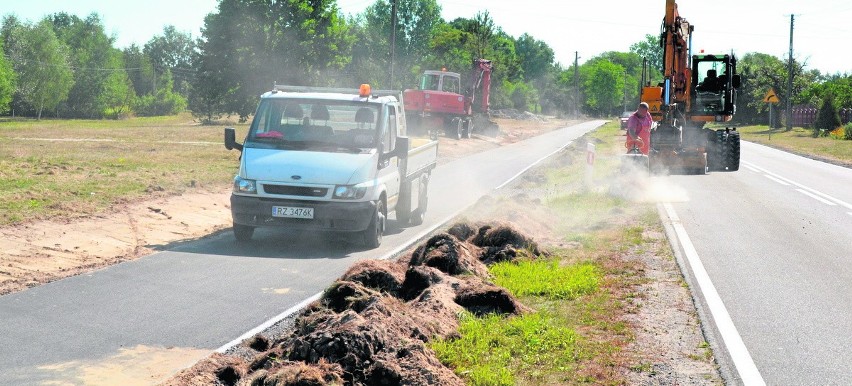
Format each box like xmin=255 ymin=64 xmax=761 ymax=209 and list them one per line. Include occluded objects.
xmin=0 ymin=0 xmax=850 ymax=125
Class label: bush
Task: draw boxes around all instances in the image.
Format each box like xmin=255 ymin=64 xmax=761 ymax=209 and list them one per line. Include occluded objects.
xmin=134 ymin=90 xmax=187 ymax=117
xmin=814 ymin=94 xmax=841 ymax=137
xmin=846 ymin=123 xmax=852 ymax=140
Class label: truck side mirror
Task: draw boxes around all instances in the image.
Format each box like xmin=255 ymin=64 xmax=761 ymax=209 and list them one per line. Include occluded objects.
xmin=731 ymin=75 xmax=741 ymax=89
xmin=224 ymin=127 xmax=243 ymax=152
xmin=394 ymin=136 xmax=410 ymax=159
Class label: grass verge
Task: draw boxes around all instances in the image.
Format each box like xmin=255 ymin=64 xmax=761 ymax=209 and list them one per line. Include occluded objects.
xmin=431 ymin=122 xmax=671 ymax=385
xmin=733 ymin=124 xmax=852 ymax=166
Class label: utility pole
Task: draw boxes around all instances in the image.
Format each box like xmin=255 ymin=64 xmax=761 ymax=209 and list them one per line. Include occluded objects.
xmin=389 ymin=0 xmax=398 ymax=88
xmin=574 ymin=51 xmax=580 ymax=118
xmin=786 ymin=14 xmax=794 ymax=131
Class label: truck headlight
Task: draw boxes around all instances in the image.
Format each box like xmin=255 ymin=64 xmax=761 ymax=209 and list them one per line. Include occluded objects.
xmin=233 ymin=176 xmax=257 ymax=194
xmin=333 ymin=185 xmax=367 ymax=200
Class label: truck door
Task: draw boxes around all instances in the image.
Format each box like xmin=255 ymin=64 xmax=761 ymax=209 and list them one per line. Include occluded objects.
xmin=379 ymin=104 xmax=401 ymax=210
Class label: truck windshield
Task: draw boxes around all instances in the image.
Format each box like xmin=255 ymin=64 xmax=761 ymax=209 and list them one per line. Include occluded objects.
xmin=246 ymin=99 xmax=380 ymax=152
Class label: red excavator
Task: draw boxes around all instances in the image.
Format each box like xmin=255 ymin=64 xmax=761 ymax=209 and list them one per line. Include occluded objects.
xmin=403 ymin=59 xmax=495 ymax=139
xmin=635 ymin=0 xmax=742 ymax=174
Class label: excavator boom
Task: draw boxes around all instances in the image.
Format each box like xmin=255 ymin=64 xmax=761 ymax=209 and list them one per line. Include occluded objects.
xmin=635 ymin=0 xmax=742 ymax=174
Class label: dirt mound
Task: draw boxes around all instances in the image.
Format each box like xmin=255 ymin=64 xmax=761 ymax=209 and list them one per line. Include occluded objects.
xmin=408 ymin=233 xmax=487 ymax=277
xmin=164 ymin=353 xmax=246 ymax=386
xmin=339 ymin=259 xmax=406 ymax=296
xmin=244 ymin=359 xmax=344 ymax=386
xmin=174 ymin=223 xmax=538 ymax=385
xmin=445 ymin=221 xmax=544 ymax=264
xmin=455 ymin=284 xmax=531 ymax=316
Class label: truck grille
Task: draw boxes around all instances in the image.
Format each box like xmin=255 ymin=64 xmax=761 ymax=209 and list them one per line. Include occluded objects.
xmin=263 ymin=184 xmax=328 ymax=197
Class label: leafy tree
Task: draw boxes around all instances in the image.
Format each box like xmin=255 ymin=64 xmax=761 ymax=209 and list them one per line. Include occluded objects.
xmin=144 ymin=25 xmax=196 ymax=96
xmin=586 ymin=51 xmax=645 ymax=111
xmin=362 ymin=0 xmax=442 ymax=89
xmin=7 ymin=19 xmax=74 ymax=119
xmin=515 ymin=33 xmax=554 ymax=81
xmin=799 ymin=74 xmax=852 ymax=110
xmin=193 ymin=0 xmax=354 ymax=120
xmin=134 ymin=70 xmax=187 ymax=116
xmin=629 ymin=34 xmax=663 ymax=73
xmin=0 ymin=39 xmax=15 ymax=114
xmin=737 ymin=52 xmax=816 ymax=126
xmin=123 ymin=44 xmax=156 ymax=97
xmin=422 ymin=22 xmax=472 ymax=75
xmin=581 ymin=59 xmax=624 ymax=116
xmin=50 ymin=13 xmax=132 ymax=118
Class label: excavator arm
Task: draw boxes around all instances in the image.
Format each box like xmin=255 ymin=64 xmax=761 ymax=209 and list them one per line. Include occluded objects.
xmin=637 ymin=0 xmax=742 ymax=174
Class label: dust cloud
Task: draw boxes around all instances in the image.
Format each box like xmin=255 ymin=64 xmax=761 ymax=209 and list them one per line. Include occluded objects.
xmin=609 ymin=157 xmax=690 ymax=203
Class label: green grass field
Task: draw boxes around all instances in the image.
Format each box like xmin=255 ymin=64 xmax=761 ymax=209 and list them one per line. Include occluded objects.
xmin=0 ymin=113 xmax=248 ymax=225
xmin=731 ymin=124 xmax=852 ymax=166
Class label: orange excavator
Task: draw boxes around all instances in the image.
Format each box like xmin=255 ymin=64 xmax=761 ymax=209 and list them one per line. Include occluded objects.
xmin=636 ymin=0 xmax=742 ymax=174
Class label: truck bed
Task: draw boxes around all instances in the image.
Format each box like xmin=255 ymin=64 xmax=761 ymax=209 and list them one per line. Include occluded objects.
xmin=405 ymin=138 xmax=438 ymax=180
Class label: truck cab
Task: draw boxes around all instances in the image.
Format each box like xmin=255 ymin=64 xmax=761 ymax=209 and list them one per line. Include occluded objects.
xmin=224 ymin=85 xmax=437 ymax=248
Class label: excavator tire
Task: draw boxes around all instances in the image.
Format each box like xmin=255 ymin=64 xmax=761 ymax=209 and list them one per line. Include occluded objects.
xmin=447 ymin=118 xmax=462 ymax=140
xmin=462 ymin=118 xmax=473 ymax=139
xmin=707 ymin=130 xmax=724 ymax=171
xmin=722 ymin=130 xmax=740 ymax=171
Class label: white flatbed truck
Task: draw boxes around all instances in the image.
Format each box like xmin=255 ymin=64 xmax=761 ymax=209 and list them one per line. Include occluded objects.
xmin=224 ymin=84 xmax=438 ymax=248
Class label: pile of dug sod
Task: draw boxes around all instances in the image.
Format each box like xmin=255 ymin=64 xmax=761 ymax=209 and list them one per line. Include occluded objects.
xmin=170 ymin=221 xmax=542 ymax=385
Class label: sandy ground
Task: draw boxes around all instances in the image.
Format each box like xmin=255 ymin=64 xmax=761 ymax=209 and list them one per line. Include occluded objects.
xmin=1 ymin=116 xmax=721 ymax=384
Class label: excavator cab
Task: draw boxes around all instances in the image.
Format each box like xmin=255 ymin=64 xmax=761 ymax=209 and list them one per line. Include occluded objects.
xmin=690 ymin=54 xmax=739 ymax=122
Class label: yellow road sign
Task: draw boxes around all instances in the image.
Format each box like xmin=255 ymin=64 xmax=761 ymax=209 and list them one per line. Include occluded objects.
xmin=763 ymin=88 xmax=780 ymax=103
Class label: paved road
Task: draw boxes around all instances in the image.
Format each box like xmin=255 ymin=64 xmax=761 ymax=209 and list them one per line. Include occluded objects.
xmin=0 ymin=121 xmax=605 ymax=384
xmin=661 ymin=141 xmax=852 ymax=385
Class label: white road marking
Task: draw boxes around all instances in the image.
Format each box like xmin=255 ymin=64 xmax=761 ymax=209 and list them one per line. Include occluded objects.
xmin=744 ymin=165 xmax=761 ymax=173
xmin=214 ymin=121 xmax=603 ymax=353
xmin=763 ymin=174 xmax=790 ymax=186
xmin=216 ymin=292 xmax=322 ymax=353
xmin=796 ymin=189 xmax=837 ymax=206
xmin=496 ymin=144 xmax=570 ymax=190
xmin=662 ymin=203 xmax=766 ymax=386
xmin=744 ymin=161 xmax=852 ymax=210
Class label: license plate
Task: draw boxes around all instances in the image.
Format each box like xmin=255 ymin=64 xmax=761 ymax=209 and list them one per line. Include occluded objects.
xmin=271 ymin=206 xmax=314 ymax=219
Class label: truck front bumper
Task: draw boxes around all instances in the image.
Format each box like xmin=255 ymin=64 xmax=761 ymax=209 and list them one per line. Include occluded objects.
xmin=231 ymin=195 xmax=376 ymax=232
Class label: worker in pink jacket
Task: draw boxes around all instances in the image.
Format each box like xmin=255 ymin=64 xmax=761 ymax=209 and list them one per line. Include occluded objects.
xmin=625 ymin=102 xmax=653 ymax=155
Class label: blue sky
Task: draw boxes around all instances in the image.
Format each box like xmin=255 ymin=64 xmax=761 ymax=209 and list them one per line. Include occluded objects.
xmin=3 ymin=0 xmax=851 ymax=75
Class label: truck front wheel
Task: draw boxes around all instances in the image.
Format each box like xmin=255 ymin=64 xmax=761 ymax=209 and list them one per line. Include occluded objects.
xmin=233 ymin=223 xmax=254 ymax=242
xmin=362 ymin=200 xmax=386 ymax=248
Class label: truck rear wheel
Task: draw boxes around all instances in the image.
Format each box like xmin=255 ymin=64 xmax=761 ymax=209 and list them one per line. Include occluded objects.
xmin=233 ymin=223 xmax=254 ymax=242
xmin=362 ymin=200 xmax=385 ymax=248
xmin=409 ymin=176 xmax=429 ymax=226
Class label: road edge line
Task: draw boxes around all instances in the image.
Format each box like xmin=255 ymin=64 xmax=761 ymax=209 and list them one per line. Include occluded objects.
xmin=212 ymin=121 xmax=605 ymax=355
xmin=659 ymin=203 xmax=765 ymax=386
